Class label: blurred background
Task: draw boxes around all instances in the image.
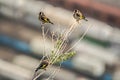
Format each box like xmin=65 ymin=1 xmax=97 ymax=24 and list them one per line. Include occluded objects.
xmin=0 ymin=0 xmax=120 ymax=80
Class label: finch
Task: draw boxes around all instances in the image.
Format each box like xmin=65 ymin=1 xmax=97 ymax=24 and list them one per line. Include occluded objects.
xmin=38 ymin=12 xmax=54 ymax=24
xmin=73 ymin=9 xmax=88 ymax=22
xmin=35 ymin=60 xmax=49 ymax=72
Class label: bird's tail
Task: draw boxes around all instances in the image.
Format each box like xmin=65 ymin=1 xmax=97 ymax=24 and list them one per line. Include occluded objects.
xmin=49 ymin=21 xmax=54 ymax=24
xmin=35 ymin=67 xmax=39 ymax=72
xmin=84 ymin=18 xmax=88 ymax=21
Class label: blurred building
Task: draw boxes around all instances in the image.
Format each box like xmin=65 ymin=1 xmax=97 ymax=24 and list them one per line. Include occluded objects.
xmin=45 ymin=0 xmax=120 ymax=27
xmin=0 ymin=0 xmax=120 ymax=80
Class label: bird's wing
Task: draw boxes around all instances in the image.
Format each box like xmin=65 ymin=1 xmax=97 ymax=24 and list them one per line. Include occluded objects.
xmin=41 ymin=16 xmax=48 ymax=22
xmin=76 ymin=13 xmax=80 ymax=17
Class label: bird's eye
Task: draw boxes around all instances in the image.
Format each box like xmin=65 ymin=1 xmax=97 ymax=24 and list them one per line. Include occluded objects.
xmin=40 ymin=12 xmax=42 ymax=14
xmin=74 ymin=9 xmax=78 ymax=12
xmin=39 ymin=12 xmax=43 ymax=15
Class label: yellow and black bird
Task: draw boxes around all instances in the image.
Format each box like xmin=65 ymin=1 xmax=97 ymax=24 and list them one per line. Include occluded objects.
xmin=35 ymin=60 xmax=49 ymax=72
xmin=38 ymin=12 xmax=54 ymax=24
xmin=73 ymin=9 xmax=88 ymax=22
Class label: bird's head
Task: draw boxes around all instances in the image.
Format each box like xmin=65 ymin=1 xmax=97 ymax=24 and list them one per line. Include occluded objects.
xmin=74 ymin=9 xmax=79 ymax=13
xmin=39 ymin=11 xmax=44 ymax=16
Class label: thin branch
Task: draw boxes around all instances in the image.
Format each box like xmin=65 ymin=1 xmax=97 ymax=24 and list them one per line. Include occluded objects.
xmin=32 ymin=70 xmax=45 ymax=80
xmin=66 ymin=24 xmax=92 ymax=53
xmin=50 ymin=22 xmax=77 ymax=64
